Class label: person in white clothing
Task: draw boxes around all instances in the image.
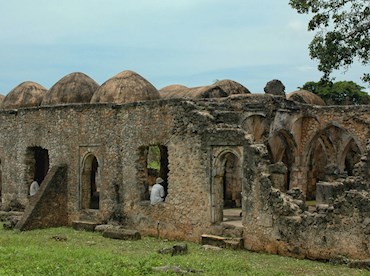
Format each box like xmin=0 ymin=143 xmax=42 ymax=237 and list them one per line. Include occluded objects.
xmin=150 ymin=177 xmax=165 ymax=205
xmin=30 ymin=181 xmax=39 ymax=196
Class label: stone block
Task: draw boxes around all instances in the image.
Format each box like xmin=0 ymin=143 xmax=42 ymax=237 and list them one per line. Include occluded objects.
xmin=224 ymin=238 xmax=244 ymax=250
xmin=94 ymin=224 xmax=115 ymax=233
xmin=348 ymin=259 xmax=370 ymax=269
xmin=72 ymin=221 xmax=99 ymax=232
xmin=201 ymin=234 xmax=243 ymax=249
xmin=316 ymin=181 xmax=344 ymax=204
xmin=103 ymin=229 xmax=141 ymax=240
xmin=201 ymin=234 xmax=226 ymax=247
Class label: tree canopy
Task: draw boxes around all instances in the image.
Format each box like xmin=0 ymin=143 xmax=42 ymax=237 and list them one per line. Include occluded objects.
xmin=289 ymin=0 xmax=370 ymax=83
xmin=301 ymin=80 xmax=370 ymax=105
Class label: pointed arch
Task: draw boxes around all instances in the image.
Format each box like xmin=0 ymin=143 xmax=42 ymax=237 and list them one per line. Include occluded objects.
xmin=268 ymin=129 xmax=297 ymax=191
xmin=304 ymin=123 xmax=363 ymax=199
xmin=242 ymin=114 xmax=269 ymax=143
xmin=339 ymin=138 xmax=361 ymax=176
xmin=81 ymin=153 xmax=100 ymax=209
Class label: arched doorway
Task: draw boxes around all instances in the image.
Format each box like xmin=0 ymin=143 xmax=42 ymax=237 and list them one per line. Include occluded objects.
xmin=212 ymin=149 xmax=242 ymax=224
xmin=81 ymin=154 xmax=100 ymax=210
xmin=305 ymin=125 xmax=362 ymax=200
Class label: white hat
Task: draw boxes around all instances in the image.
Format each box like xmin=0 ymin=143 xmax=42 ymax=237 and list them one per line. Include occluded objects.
xmin=156 ymin=177 xmax=164 ymax=184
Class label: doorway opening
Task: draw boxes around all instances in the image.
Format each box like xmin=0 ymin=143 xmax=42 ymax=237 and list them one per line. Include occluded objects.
xmin=25 ymin=147 xmax=49 ymax=189
xmin=212 ymin=150 xmax=242 ymax=224
xmin=81 ymin=154 xmax=100 ymax=209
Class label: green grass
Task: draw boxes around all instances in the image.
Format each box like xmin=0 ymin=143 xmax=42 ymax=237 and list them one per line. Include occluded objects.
xmin=0 ymin=224 xmax=368 ymax=275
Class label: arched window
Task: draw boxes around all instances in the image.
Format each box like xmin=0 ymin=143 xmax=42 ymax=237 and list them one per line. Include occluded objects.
xmin=81 ymin=154 xmax=100 ymax=209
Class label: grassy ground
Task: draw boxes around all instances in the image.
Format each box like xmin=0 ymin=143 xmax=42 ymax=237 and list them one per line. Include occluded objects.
xmin=0 ymin=224 xmax=368 ymax=275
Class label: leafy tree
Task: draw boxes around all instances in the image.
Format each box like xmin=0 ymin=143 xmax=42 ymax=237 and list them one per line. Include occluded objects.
xmin=289 ymin=0 xmax=370 ymax=83
xmin=301 ymin=80 xmax=370 ymax=105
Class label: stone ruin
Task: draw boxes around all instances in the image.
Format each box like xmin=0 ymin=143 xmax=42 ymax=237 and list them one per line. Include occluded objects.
xmin=0 ymin=71 xmax=369 ymax=262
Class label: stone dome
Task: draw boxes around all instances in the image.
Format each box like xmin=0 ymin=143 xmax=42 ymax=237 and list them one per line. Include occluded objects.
xmin=214 ymin=79 xmax=251 ymax=95
xmin=159 ymin=84 xmax=227 ymax=99
xmin=2 ymin=81 xmax=47 ymax=109
xmin=287 ymin=89 xmax=326 ymax=106
xmin=159 ymin=85 xmax=189 ymax=99
xmin=90 ymin=70 xmax=160 ymax=104
xmin=42 ymin=72 xmax=99 ymax=106
xmin=0 ymin=94 xmax=4 ymax=107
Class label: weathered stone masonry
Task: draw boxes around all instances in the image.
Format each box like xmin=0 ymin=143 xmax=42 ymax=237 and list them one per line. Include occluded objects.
xmin=0 ymin=72 xmax=369 ymax=261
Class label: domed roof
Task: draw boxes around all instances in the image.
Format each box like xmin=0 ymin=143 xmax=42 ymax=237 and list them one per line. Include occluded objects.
xmin=159 ymin=84 xmax=227 ymax=99
xmin=90 ymin=70 xmax=160 ymax=104
xmin=2 ymin=81 xmax=47 ymax=109
xmin=287 ymin=89 xmax=326 ymax=106
xmin=159 ymin=85 xmax=189 ymax=99
xmin=0 ymin=94 xmax=4 ymax=107
xmin=42 ymin=72 xmax=99 ymax=105
xmin=160 ymin=84 xmax=188 ymax=93
xmin=214 ymin=79 xmax=251 ymax=95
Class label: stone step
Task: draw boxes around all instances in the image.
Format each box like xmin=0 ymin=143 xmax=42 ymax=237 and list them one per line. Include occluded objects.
xmin=220 ymin=222 xmax=243 ymax=238
xmin=224 ymin=238 xmax=243 ymax=250
xmin=72 ymin=221 xmax=99 ymax=232
xmin=0 ymin=211 xmax=24 ymax=221
xmin=208 ymin=223 xmax=243 ymax=238
xmin=201 ymin=234 xmax=244 ymax=249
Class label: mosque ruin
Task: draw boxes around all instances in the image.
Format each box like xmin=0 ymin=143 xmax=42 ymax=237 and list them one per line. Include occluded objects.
xmin=0 ymin=70 xmax=369 ymax=261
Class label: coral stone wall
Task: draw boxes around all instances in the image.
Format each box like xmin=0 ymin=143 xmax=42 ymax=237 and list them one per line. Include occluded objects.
xmin=0 ymin=100 xmax=217 ymax=240
xmin=0 ymin=95 xmax=369 ymax=260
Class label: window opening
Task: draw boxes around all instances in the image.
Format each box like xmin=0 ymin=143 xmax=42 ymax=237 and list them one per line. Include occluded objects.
xmin=138 ymin=145 xmax=169 ymax=201
xmin=25 ymin=147 xmax=49 ymax=192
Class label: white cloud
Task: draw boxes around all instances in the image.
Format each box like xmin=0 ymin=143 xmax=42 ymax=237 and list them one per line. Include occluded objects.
xmin=288 ymin=20 xmax=307 ymax=32
xmin=297 ymin=65 xmax=316 ymax=72
xmin=0 ymin=0 xmax=366 ymax=94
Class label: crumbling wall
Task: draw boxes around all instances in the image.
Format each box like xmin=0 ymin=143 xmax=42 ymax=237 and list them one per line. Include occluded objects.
xmin=254 ymin=139 xmax=370 ymax=260
xmin=15 ymin=165 xmax=68 ymax=230
xmin=0 ymin=94 xmax=369 ymax=260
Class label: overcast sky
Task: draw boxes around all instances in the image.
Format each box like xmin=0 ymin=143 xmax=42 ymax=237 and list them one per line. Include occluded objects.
xmin=0 ymin=0 xmax=367 ymax=95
